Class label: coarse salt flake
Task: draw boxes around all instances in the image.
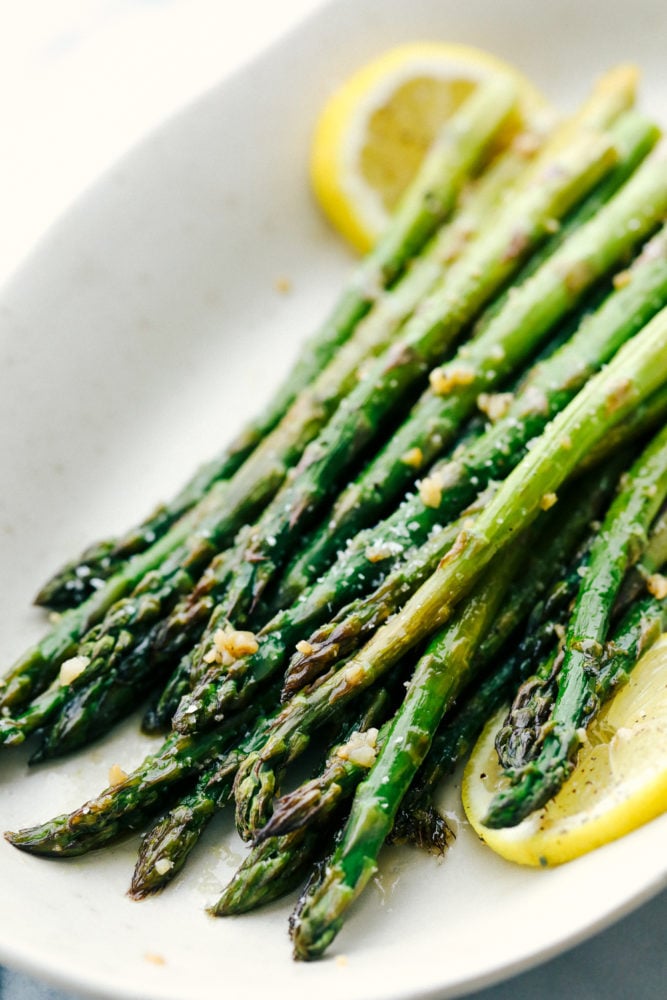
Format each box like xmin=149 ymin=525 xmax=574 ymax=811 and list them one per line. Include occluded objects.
xmin=365 ymin=539 xmax=404 ymax=563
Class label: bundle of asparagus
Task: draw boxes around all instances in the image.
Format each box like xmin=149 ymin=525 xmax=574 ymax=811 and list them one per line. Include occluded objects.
xmin=4 ymin=65 xmax=667 ymax=962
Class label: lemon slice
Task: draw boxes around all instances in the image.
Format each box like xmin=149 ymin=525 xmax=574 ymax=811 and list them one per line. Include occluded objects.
xmin=462 ymin=634 xmax=667 ymax=867
xmin=310 ymin=43 xmax=545 ymax=253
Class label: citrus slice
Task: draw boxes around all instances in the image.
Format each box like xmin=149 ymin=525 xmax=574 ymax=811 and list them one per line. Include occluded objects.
xmin=462 ymin=634 xmax=667 ymax=867
xmin=310 ymin=43 xmax=546 ymax=253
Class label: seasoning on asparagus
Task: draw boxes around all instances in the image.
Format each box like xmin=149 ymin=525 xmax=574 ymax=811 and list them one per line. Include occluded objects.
xmin=483 ymin=422 xmax=667 ymax=827
xmin=232 ymin=305 xmax=667 ymax=839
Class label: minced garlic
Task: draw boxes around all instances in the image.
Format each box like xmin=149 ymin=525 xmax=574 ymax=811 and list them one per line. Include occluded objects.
xmin=477 ymin=391 xmax=514 ymax=422
xmin=419 ymin=475 xmax=442 ymax=509
xmin=401 ymin=446 xmax=423 ymax=468
xmin=295 ymin=639 xmax=314 ymax=657
xmin=108 ymin=763 xmax=128 ymax=787
xmin=429 ymin=365 xmax=475 ymax=395
xmin=540 ymin=492 xmax=558 ymax=511
xmin=337 ymin=727 xmax=379 ymax=768
xmin=612 ymin=269 xmax=632 ymax=290
xmin=344 ymin=664 xmax=365 ymax=685
xmin=203 ymin=625 xmax=259 ymax=666
xmin=647 ymin=573 xmax=667 ymax=599
xmin=59 ymin=655 xmax=90 ymax=686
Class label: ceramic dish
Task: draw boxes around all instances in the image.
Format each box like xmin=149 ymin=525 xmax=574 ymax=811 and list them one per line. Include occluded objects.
xmin=1 ymin=0 xmax=666 ymax=997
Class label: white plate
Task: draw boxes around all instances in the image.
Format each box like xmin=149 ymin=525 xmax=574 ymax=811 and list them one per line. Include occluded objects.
xmin=1 ymin=1 xmax=666 ymax=998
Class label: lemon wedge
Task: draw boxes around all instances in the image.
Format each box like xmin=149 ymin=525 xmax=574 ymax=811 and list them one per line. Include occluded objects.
xmin=310 ymin=42 xmax=545 ymax=253
xmin=462 ymin=634 xmax=667 ymax=866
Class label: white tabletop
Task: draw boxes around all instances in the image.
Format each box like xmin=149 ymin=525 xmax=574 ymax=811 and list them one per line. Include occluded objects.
xmin=0 ymin=2 xmax=665 ymax=998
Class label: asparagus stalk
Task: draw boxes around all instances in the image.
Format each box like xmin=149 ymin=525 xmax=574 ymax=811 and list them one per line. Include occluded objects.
xmin=492 ymin=488 xmax=667 ymax=772
xmin=179 ymin=305 xmax=635 ymax=730
xmin=86 ymin=88 xmax=640 ymax=736
xmin=128 ymin=708 xmax=280 ymax=898
xmin=261 ymin=473 xmax=612 ymax=852
xmin=5 ymin=731 xmax=222 ymax=857
xmin=232 ymin=304 xmax=667 ymax=837
xmin=291 ymin=535 xmax=527 ymax=959
xmin=289 ymin=584 xmax=667 ymax=957
xmin=169 ymin=510 xmax=470 ymax=735
xmin=205 ymin=126 xmax=618 ymax=626
xmin=2 ymin=82 xmax=518 ymax=712
xmin=155 ymin=483 xmax=491 ymax=736
xmin=3 ymin=684 xmax=281 ymax=858
xmin=136 ymin=131 xmax=550 ymax=707
xmin=210 ymin=685 xmax=398 ymax=914
xmin=116 ymin=472 xmax=624 ymax=902
xmin=35 ymin=79 xmax=519 ymax=613
xmin=211 ymin=828 xmax=330 ymax=916
xmin=484 ymin=421 xmax=667 ymax=827
xmin=130 ymin=682 xmax=393 ymax=897
xmin=614 ymin=503 xmax=667 ymax=612
xmin=391 ymin=582 xmax=667 ymax=852
xmin=18 ymin=120 xmax=624 ymax=755
xmin=283 ymin=227 xmax=667 ymax=693
xmin=274 ymin=111 xmax=661 ymax=596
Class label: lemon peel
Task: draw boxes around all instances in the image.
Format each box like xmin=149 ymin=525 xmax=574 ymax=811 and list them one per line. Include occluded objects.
xmin=462 ymin=635 xmax=667 ymax=866
xmin=310 ymin=42 xmax=546 ymax=252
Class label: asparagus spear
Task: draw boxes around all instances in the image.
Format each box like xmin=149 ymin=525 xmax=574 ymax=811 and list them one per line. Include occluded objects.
xmin=131 ymin=684 xmax=392 ymax=898
xmin=156 ymin=105 xmax=624 ymax=671
xmin=2 ymin=82 xmax=518 ymax=712
xmin=274 ymin=111 xmax=661 ymax=596
xmin=289 ymin=494 xmax=667 ymax=949
xmin=154 ymin=478 xmax=494 ymax=736
xmin=211 ymin=829 xmax=330 ymax=916
xmin=135 ymin=131 xmax=551 ymax=710
xmin=3 ymin=684 xmax=280 ymax=858
xmin=291 ymin=534 xmax=527 ymax=959
xmin=5 ymin=731 xmax=221 ymax=857
xmin=484 ymin=421 xmax=667 ymax=827
xmin=34 ymin=80 xmax=519 ymax=613
xmin=283 ymin=227 xmax=667 ymax=693
xmin=174 ymin=318 xmax=648 ymax=736
xmin=128 ymin=703 xmax=281 ymax=898
xmin=174 ymin=309 xmax=624 ymax=731
xmin=260 ymin=472 xmax=612 ymax=856
xmin=391 ymin=582 xmax=667 ymax=853
xmin=289 ymin=586 xmax=667 ymax=957
xmin=204 ymin=126 xmax=618 ymax=626
xmin=614 ymin=502 xmax=667 ymax=612
xmin=232 ymin=304 xmax=667 ymax=837
xmin=12 ymin=120 xmax=621 ymax=757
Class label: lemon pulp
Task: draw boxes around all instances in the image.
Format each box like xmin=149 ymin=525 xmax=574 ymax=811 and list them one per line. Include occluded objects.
xmin=310 ymin=42 xmax=546 ymax=252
